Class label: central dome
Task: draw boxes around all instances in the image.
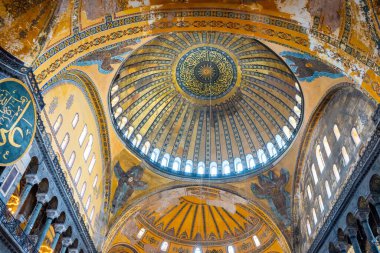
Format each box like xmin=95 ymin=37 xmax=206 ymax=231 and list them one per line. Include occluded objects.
xmin=109 ymin=31 xmax=303 ymax=180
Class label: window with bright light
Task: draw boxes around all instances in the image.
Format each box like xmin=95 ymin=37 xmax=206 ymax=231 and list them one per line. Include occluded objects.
xmin=118 ymin=117 xmax=128 ymax=130
xmin=61 ymin=133 xmax=70 ymax=152
xmin=311 ymin=164 xmax=318 ymax=185
xmin=141 ymin=141 xmax=150 ymax=155
xmin=351 ymin=128 xmax=361 ymax=146
xmin=151 ymin=148 xmax=160 ymax=162
xmin=325 ymin=180 xmax=331 ymax=199
xmin=68 ymin=152 xmax=76 ymax=169
xmin=267 ymin=142 xmax=277 ymax=157
xmin=323 ymin=136 xmax=331 ymax=157
xmin=257 ymin=149 xmax=267 ymax=164
xmin=342 ymin=146 xmax=349 ymax=165
xmin=88 ymin=155 xmax=96 ymax=174
xmin=197 ymin=162 xmax=205 ymax=175
xmin=137 ymin=228 xmax=146 ymax=239
xmin=234 ymin=158 xmax=243 ymax=173
xmin=74 ymin=168 xmax=81 ymax=185
xmin=307 ymin=185 xmax=312 ymax=200
xmin=276 ymin=135 xmax=285 ymax=149
xmin=312 ymin=208 xmax=317 ymax=224
xmin=222 ymin=160 xmax=230 ymax=175
xmin=210 ymin=162 xmax=217 ymax=176
xmin=306 ymin=220 xmax=311 ymax=235
xmin=53 ymin=114 xmax=63 ymax=133
xmin=185 ymin=160 xmax=193 ymax=173
xmin=289 ymin=116 xmax=297 ymax=128
xmin=83 ymin=134 xmax=93 ymax=161
xmin=132 ymin=134 xmax=142 ymax=147
xmin=318 ymin=195 xmax=324 ymax=212
xmin=246 ymin=154 xmax=255 ymax=169
xmin=316 ymin=145 xmax=325 ymax=172
xmin=161 ymin=153 xmax=170 ymax=167
xmin=172 ymin=157 xmax=181 ymax=171
xmin=160 ymin=241 xmax=169 ymax=252
xmin=227 ymin=246 xmax=235 ymax=253
xmin=79 ymin=125 xmax=88 ymax=146
xmin=283 ymin=126 xmax=291 ymax=139
xmin=253 ymin=235 xmax=261 ymax=247
xmin=80 ymin=182 xmax=87 ymax=198
xmin=72 ymin=113 xmax=79 ymax=128
xmin=333 ymin=124 xmax=340 ymax=140
xmin=333 ymin=164 xmax=340 ymax=182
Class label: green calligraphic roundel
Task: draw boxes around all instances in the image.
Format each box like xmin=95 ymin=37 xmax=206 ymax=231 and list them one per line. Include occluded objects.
xmin=0 ymin=79 xmax=37 ymax=166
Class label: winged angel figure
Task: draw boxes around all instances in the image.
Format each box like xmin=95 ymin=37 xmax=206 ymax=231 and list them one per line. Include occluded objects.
xmin=111 ymin=162 xmax=147 ymax=213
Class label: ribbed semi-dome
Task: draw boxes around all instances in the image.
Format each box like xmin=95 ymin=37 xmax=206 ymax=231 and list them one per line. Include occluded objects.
xmin=109 ymin=31 xmax=303 ymax=180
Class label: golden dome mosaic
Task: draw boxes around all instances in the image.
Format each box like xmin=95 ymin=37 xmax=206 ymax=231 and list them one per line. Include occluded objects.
xmin=109 ymin=31 xmax=304 ymax=180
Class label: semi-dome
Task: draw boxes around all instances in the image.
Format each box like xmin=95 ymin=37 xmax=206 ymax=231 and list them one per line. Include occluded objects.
xmin=109 ymin=31 xmax=303 ymax=180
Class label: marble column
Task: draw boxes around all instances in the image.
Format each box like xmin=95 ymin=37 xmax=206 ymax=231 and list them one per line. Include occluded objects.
xmin=51 ymin=223 xmax=66 ymax=251
xmin=24 ymin=193 xmax=48 ymax=235
xmin=347 ymin=226 xmax=362 ymax=253
xmin=35 ymin=209 xmax=59 ymax=251
xmin=358 ymin=211 xmax=380 ymax=253
xmin=60 ymin=237 xmax=72 ymax=253
xmin=15 ymin=174 xmax=39 ymax=217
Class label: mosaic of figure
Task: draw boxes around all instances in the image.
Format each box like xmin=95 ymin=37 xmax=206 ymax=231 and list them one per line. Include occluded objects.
xmin=251 ymin=168 xmax=291 ymax=226
xmin=112 ymin=162 xmax=147 ymax=214
xmin=280 ymin=51 xmax=344 ymax=82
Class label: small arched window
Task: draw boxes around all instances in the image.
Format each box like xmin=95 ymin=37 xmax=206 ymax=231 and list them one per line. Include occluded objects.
xmin=293 ymin=106 xmax=301 ymax=117
xmin=74 ymin=168 xmax=81 ymax=185
xmin=311 ymin=164 xmax=318 ymax=185
xmin=333 ymin=164 xmax=340 ymax=182
xmin=312 ymin=208 xmax=318 ymax=224
xmin=93 ymin=175 xmax=98 ymax=189
xmin=323 ymin=136 xmax=331 ymax=157
xmin=295 ymin=94 xmax=302 ymax=104
xmin=185 ymin=160 xmax=193 ymax=173
xmin=132 ymin=134 xmax=142 ymax=147
xmin=89 ymin=207 xmax=95 ymax=221
xmin=289 ymin=116 xmax=297 ymax=129
xmin=161 ymin=242 xmax=169 ymax=252
xmin=137 ymin=228 xmax=146 ymax=239
xmin=161 ymin=153 xmax=170 ymax=167
xmin=222 ymin=160 xmax=230 ymax=175
xmin=61 ymin=133 xmax=70 ymax=152
xmin=318 ymin=195 xmax=324 ymax=212
xmin=194 ymin=247 xmax=202 ymax=253
xmin=342 ymin=146 xmax=349 ymax=165
xmin=125 ymin=126 xmax=134 ymax=139
xmin=283 ymin=126 xmax=291 ymax=139
xmin=83 ymin=134 xmax=93 ymax=161
xmin=114 ymin=107 xmax=123 ymax=119
xmin=68 ymin=152 xmax=76 ymax=169
xmin=307 ymin=185 xmax=312 ymax=200
xmin=333 ymin=124 xmax=340 ymax=140
xmin=53 ymin=114 xmax=63 ymax=133
xmin=351 ymin=128 xmax=361 ymax=146
xmin=267 ymin=142 xmax=277 ymax=157
xmin=257 ymin=149 xmax=267 ymax=164
xmin=276 ymin=135 xmax=285 ymax=149
xmin=227 ymin=246 xmax=235 ymax=253
xmin=306 ymin=219 xmax=312 ymax=235
xmin=316 ymin=145 xmax=325 ymax=172
xmin=88 ymin=155 xmax=96 ymax=174
xmin=79 ymin=125 xmax=88 ymax=146
xmin=172 ymin=157 xmax=181 ymax=171
xmin=80 ymin=182 xmax=87 ymax=198
xmin=141 ymin=141 xmax=150 ymax=155
xmin=111 ymin=96 xmax=119 ymax=107
xmin=253 ymin=235 xmax=261 ymax=247
xmin=246 ymin=154 xmax=255 ymax=169
xmin=197 ymin=162 xmax=205 ymax=175
xmin=210 ymin=162 xmax=217 ymax=176
xmin=85 ymin=196 xmax=91 ymax=210
xmin=118 ymin=117 xmax=128 ymax=130
xmin=325 ymin=181 xmax=331 ymax=199
xmin=151 ymin=148 xmax=160 ymax=162
xmin=72 ymin=113 xmax=79 ymax=128
xmin=234 ymin=158 xmax=243 ymax=173
xmin=295 ymin=82 xmax=300 ymax=91
xmin=111 ymin=85 xmax=119 ymax=95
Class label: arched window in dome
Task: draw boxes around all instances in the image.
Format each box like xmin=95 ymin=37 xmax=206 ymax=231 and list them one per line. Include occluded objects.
xmin=210 ymin=162 xmax=218 ymax=176
xmin=293 ymin=106 xmax=301 ymax=117
xmin=295 ymin=82 xmax=300 ymax=91
xmin=85 ymin=196 xmax=91 ymax=211
xmin=118 ymin=117 xmax=128 ymax=130
xmin=312 ymin=208 xmax=317 ymax=224
xmin=74 ymin=168 xmax=81 ymax=185
xmin=318 ymin=195 xmax=324 ymax=212
xmin=88 ymin=155 xmax=96 ymax=174
xmin=289 ymin=116 xmax=297 ymax=129
xmin=316 ymin=145 xmax=325 ymax=172
xmin=151 ymin=148 xmax=160 ymax=162
xmin=323 ymin=136 xmax=331 ymax=157
xmin=325 ymin=180 xmax=331 ymax=199
xmin=194 ymin=247 xmax=202 ymax=253
xmin=111 ymin=96 xmax=119 ymax=107
xmin=246 ymin=154 xmax=255 ymax=169
xmin=93 ymin=175 xmax=98 ymax=189
xmin=72 ymin=113 xmax=79 ymax=128
xmin=351 ymin=127 xmax=361 ymax=146
xmin=311 ymin=164 xmax=318 ymax=185
xmin=197 ymin=162 xmax=205 ymax=175
xmin=68 ymin=152 xmax=76 ymax=169
xmin=114 ymin=107 xmax=123 ymax=119
xmin=307 ymin=185 xmax=312 ymax=200
xmin=234 ymin=158 xmax=243 ymax=173
xmin=267 ymin=142 xmax=277 ymax=157
xmin=306 ymin=219 xmax=312 ymax=235
xmin=111 ymin=85 xmax=119 ymax=95
xmin=172 ymin=157 xmax=181 ymax=171
xmin=53 ymin=114 xmax=63 ymax=133
xmin=283 ymin=126 xmax=291 ymax=140
xmin=333 ymin=124 xmax=340 ymax=140
xmin=222 ymin=160 xmax=230 ymax=175
xmin=161 ymin=153 xmax=170 ymax=167
xmin=333 ymin=164 xmax=340 ymax=182
xmin=185 ymin=160 xmax=193 ymax=173
xmin=295 ymin=94 xmax=302 ymax=104
xmin=132 ymin=134 xmax=142 ymax=147
xmin=342 ymin=146 xmax=349 ymax=165
xmin=227 ymin=246 xmax=235 ymax=253
xmin=137 ymin=228 xmax=146 ymax=239
xmin=276 ymin=135 xmax=285 ymax=149
xmin=125 ymin=126 xmax=134 ymax=139
xmin=257 ymin=149 xmax=267 ymax=164
xmin=142 ymin=141 xmax=150 ymax=155
xmin=79 ymin=125 xmax=88 ymax=146
xmin=161 ymin=241 xmax=169 ymax=252
xmin=61 ymin=133 xmax=70 ymax=152
xmin=89 ymin=207 xmax=95 ymax=221
xmin=84 ymin=134 xmax=93 ymax=161
xmin=80 ymin=182 xmax=87 ymax=198
xmin=253 ymin=235 xmax=261 ymax=247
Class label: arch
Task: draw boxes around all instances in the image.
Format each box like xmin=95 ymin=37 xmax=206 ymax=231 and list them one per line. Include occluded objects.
xmin=125 ymin=126 xmax=134 ymax=139
xmin=111 ymin=96 xmax=119 ymax=107
xmin=83 ymin=134 xmax=93 ymax=161
xmin=151 ymin=148 xmax=160 ymax=162
xmin=325 ymin=180 xmax=331 ymax=199
xmin=267 ymin=142 xmax=277 ymax=157
xmin=246 ymin=154 xmax=255 ymax=169
xmin=306 ymin=219 xmax=311 ymax=235
xmin=227 ymin=245 xmax=235 ymax=253
xmin=222 ymin=160 xmax=230 ymax=175
xmin=74 ymin=168 xmax=82 ymax=185
xmin=141 ymin=141 xmax=150 ymax=155
xmin=210 ymin=162 xmax=217 ymax=176
xmin=90 ymin=207 xmax=95 ymax=221
xmin=257 ymin=149 xmax=267 ymax=164
xmin=283 ymin=126 xmax=291 ymax=139
xmin=194 ymin=247 xmax=202 ymax=253
xmin=312 ymin=208 xmax=317 ymax=224
xmin=93 ymin=175 xmax=98 ymax=189
xmin=53 ymin=114 xmax=63 ymax=133
xmin=55 ymin=212 xmax=66 ymax=224
xmin=47 ymin=196 xmax=58 ymax=210
xmin=85 ymin=196 xmax=91 ymax=210
xmin=276 ymin=135 xmax=285 ymax=149
xmin=118 ymin=117 xmax=128 ymax=130
xmin=295 ymin=94 xmax=302 ymax=104
xmin=132 ymin=134 xmax=142 ymax=147
xmin=307 ymin=185 xmax=312 ymax=200
xmin=370 ymin=174 xmax=380 ymax=194
xmin=161 ymin=153 xmax=170 ymax=167
xmin=114 ymin=107 xmax=123 ymax=119
xmin=351 ymin=127 xmax=361 ymax=146
xmin=311 ymin=164 xmax=318 ymax=185
xmin=72 ymin=113 xmax=79 ymax=128
xmin=38 ymin=178 xmax=49 ymax=193
xmin=172 ymin=157 xmax=181 ymax=171
xmin=293 ymin=106 xmax=301 ymax=117
xmin=197 ymin=162 xmax=205 ymax=175
xmin=61 ymin=133 xmax=70 ymax=152
xmin=289 ymin=116 xmax=297 ymax=129
xmin=234 ymin=158 xmax=243 ymax=173
xmin=184 ymin=160 xmax=193 ymax=173
xmin=136 ymin=228 xmax=146 ymax=239
xmin=318 ymin=195 xmax=324 ymax=212
xmin=161 ymin=241 xmax=169 ymax=252
xmin=253 ymin=235 xmax=261 ymax=247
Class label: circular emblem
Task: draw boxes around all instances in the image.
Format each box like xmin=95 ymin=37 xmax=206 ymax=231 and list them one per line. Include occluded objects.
xmin=0 ymin=79 xmax=37 ymax=166
xmin=175 ymin=46 xmax=237 ymax=100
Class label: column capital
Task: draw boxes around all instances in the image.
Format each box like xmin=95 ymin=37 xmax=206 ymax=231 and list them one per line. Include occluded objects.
xmin=337 ymin=241 xmax=348 ymax=252
xmin=54 ymin=223 xmax=66 ymax=234
xmin=62 ymin=237 xmax=73 ymax=247
xmin=346 ymin=226 xmax=358 ymax=238
xmin=36 ymin=193 xmax=49 ymax=204
xmin=357 ymin=210 xmax=370 ymax=222
xmin=46 ymin=209 xmax=59 ymax=219
xmin=24 ymin=174 xmax=39 ymax=185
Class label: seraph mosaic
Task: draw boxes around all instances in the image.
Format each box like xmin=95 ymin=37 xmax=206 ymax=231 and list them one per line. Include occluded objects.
xmin=251 ymin=168 xmax=291 ymax=227
xmin=280 ymin=51 xmax=344 ymax=82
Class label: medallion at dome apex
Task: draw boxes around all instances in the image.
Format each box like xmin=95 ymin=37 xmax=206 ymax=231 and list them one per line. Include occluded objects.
xmin=109 ymin=31 xmax=304 ymax=181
